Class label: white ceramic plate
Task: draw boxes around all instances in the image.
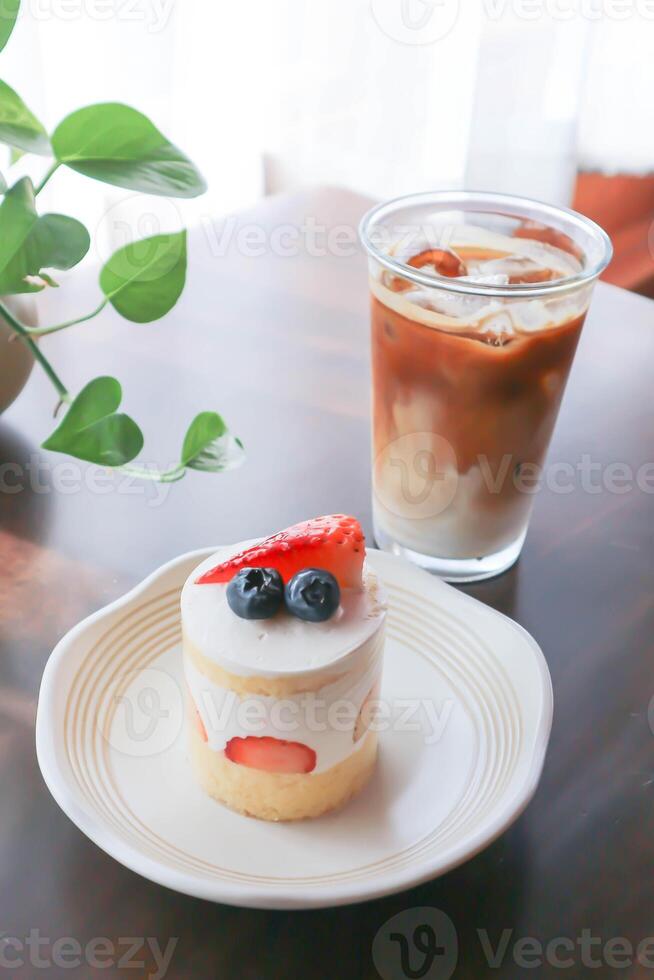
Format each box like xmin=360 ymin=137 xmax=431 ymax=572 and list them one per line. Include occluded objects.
xmin=36 ymin=548 xmax=552 ymax=910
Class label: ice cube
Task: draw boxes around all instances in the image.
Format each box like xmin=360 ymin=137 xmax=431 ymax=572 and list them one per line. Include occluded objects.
xmin=506 ymin=300 xmax=551 ymax=332
xmin=403 ymin=288 xmax=504 ymax=321
xmin=458 ymin=272 xmax=510 ymax=287
xmin=465 ymin=255 xmax=555 ymax=284
xmin=406 ymin=247 xmax=467 ymax=278
xmin=478 ymin=309 xmax=516 ymax=345
xmin=389 ymin=222 xmax=582 ymax=283
xmin=446 ymin=224 xmax=582 ymax=279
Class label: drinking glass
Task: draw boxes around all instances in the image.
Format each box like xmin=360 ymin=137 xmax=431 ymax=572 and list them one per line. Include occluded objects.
xmin=359 ymin=191 xmax=612 ymax=582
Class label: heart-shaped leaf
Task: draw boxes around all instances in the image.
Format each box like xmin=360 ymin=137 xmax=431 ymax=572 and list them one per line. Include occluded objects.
xmin=181 ymin=411 xmax=245 ymax=473
xmin=0 ymin=177 xmax=90 ymax=293
xmin=99 ymin=231 xmax=186 ymax=322
xmin=52 ymin=103 xmax=206 ymax=197
xmin=0 ymin=0 xmax=19 ymax=54
xmin=42 ymin=376 xmax=144 ymax=466
xmin=0 ymin=79 xmax=50 ymax=155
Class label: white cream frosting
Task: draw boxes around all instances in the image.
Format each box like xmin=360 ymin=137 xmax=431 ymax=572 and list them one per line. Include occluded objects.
xmin=181 ymin=546 xmax=387 ymax=678
xmin=184 ymin=637 xmax=383 ymax=772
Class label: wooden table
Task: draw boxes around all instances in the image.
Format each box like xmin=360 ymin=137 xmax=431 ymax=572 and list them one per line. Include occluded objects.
xmin=1 ymin=188 xmax=653 ymax=978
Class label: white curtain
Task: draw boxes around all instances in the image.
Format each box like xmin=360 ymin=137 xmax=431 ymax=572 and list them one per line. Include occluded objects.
xmin=577 ymin=15 xmax=654 ymax=173
xmin=465 ymin=14 xmax=593 ymax=204
xmin=259 ymin=0 xmax=484 ymax=200
xmin=2 ymin=0 xmax=652 ymax=256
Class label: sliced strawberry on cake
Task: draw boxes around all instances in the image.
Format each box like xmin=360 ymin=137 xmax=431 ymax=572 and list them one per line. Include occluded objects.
xmin=225 ymin=736 xmax=317 ymax=774
xmin=195 ymin=514 xmax=365 ymax=588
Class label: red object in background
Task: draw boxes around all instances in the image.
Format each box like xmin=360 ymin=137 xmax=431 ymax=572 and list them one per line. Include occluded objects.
xmin=573 ymin=173 xmax=654 ymax=298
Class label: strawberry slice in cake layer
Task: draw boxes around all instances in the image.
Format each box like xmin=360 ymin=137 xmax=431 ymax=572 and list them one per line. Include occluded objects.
xmin=225 ymin=736 xmax=317 ymax=774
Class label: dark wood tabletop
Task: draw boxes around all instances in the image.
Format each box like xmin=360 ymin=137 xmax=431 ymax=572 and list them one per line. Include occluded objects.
xmin=1 ymin=187 xmax=653 ymax=979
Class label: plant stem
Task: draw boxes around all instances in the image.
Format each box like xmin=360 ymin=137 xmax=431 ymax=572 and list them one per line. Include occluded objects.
xmin=26 ymin=299 xmax=108 ymax=337
xmin=0 ymin=300 xmax=70 ymax=404
xmin=0 ymin=301 xmax=188 ymax=484
xmin=34 ymin=162 xmax=60 ymax=196
xmin=119 ymin=463 xmax=186 ymax=483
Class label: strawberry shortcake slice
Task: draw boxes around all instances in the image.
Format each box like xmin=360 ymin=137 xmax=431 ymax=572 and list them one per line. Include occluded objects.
xmin=181 ymin=515 xmax=387 ymax=821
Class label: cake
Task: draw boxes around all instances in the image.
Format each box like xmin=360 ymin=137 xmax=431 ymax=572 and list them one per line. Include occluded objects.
xmin=181 ymin=515 xmax=387 ymax=821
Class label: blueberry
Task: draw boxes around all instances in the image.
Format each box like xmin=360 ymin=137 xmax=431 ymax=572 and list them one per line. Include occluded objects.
xmin=226 ymin=567 xmax=284 ymax=620
xmin=285 ymin=568 xmax=341 ymax=622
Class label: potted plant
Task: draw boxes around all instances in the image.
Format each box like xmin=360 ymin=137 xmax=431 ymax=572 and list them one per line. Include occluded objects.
xmin=0 ymin=0 xmax=242 ymax=481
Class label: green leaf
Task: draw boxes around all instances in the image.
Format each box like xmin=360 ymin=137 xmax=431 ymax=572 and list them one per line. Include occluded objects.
xmin=0 ymin=0 xmax=20 ymax=54
xmin=42 ymin=376 xmax=144 ymax=466
xmin=181 ymin=411 xmax=226 ymax=465
xmin=0 ymin=170 xmax=6 ymax=193
xmin=9 ymin=145 xmax=24 ymax=165
xmin=0 ymin=79 xmax=50 ymax=155
xmin=181 ymin=412 xmax=245 ymax=473
xmin=99 ymin=231 xmax=186 ymax=322
xmin=52 ymin=103 xmax=206 ymax=197
xmin=0 ymin=177 xmax=90 ymax=293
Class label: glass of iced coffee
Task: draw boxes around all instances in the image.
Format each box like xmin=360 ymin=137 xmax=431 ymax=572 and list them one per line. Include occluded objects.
xmin=360 ymin=191 xmax=612 ymax=582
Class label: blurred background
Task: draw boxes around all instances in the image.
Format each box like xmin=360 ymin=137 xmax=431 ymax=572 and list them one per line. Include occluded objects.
xmin=5 ymin=0 xmax=654 ymax=294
